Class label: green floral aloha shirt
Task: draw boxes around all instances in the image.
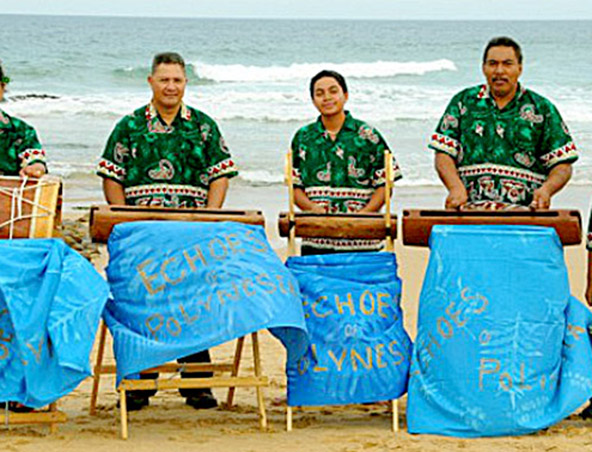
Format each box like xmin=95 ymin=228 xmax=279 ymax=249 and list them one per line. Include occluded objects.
xmin=0 ymin=108 xmax=46 ymax=176
xmin=291 ymin=111 xmax=402 ymax=251
xmin=429 ymin=84 xmax=578 ymax=207
xmin=98 ymin=103 xmax=237 ymax=207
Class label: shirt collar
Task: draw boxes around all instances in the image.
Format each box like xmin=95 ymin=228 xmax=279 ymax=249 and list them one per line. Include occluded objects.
xmin=0 ymin=108 xmax=12 ymax=129
xmin=315 ymin=110 xmax=356 ymax=135
xmin=477 ymin=83 xmax=526 ymax=105
xmin=146 ymin=102 xmax=191 ymax=124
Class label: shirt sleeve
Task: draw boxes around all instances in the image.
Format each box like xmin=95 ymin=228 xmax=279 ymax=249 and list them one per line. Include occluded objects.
xmin=15 ymin=121 xmax=46 ymax=169
xmin=97 ymin=118 xmax=131 ymax=183
xmin=370 ymin=128 xmax=402 ymax=188
xmin=204 ymin=119 xmax=238 ymax=184
xmin=428 ymin=93 xmax=463 ymax=161
xmin=290 ymin=132 xmax=303 ymax=188
xmin=538 ymin=102 xmax=578 ymax=170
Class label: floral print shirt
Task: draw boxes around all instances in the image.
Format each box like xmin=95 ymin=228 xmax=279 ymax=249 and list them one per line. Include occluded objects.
xmin=97 ymin=103 xmax=237 ymax=207
xmin=0 ymin=108 xmax=46 ymax=176
xmin=429 ymin=84 xmax=577 ymax=207
xmin=291 ymin=111 xmax=402 ymax=251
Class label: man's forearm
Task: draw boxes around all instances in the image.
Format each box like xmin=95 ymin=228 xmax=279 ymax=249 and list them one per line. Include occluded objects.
xmin=206 ymin=177 xmax=229 ymax=208
xmin=541 ymin=163 xmax=572 ymax=198
xmin=359 ymin=186 xmax=387 ymax=213
xmin=294 ymin=188 xmax=325 ymax=213
xmin=435 ymin=152 xmax=464 ymax=192
xmin=102 ymin=178 xmax=126 ymax=205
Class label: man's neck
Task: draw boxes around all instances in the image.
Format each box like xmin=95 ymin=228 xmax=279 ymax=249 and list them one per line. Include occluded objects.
xmin=321 ymin=111 xmax=347 ymax=135
xmin=491 ymin=85 xmax=518 ymax=110
xmin=153 ymin=101 xmax=182 ymax=125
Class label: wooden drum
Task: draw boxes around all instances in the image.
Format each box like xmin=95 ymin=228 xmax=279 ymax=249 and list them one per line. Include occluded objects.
xmin=89 ymin=205 xmax=266 ymax=243
xmin=402 ymin=209 xmax=582 ymax=246
xmin=0 ymin=175 xmax=63 ymax=239
xmin=277 ymin=212 xmax=397 ymax=240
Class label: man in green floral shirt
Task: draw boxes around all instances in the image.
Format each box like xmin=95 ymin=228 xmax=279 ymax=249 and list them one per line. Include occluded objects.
xmin=0 ymin=62 xmax=47 ymax=178
xmin=98 ymin=55 xmax=237 ymax=208
xmin=97 ymin=52 xmax=237 ymax=411
xmin=430 ymin=37 xmax=577 ymax=210
xmin=292 ymin=70 xmax=402 ymax=254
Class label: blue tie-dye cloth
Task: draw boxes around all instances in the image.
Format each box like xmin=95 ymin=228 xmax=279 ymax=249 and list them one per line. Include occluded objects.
xmin=286 ymin=252 xmax=412 ymax=406
xmin=0 ymin=239 xmax=109 ymax=408
xmin=103 ymin=221 xmax=309 ymax=383
xmin=407 ymin=225 xmax=592 ymax=437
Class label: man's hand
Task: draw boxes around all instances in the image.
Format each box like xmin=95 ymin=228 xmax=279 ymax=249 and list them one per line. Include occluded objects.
xmin=530 ymin=186 xmax=551 ymax=210
xmin=445 ymin=186 xmax=468 ymax=210
xmin=308 ymin=203 xmax=326 ymax=214
xmin=19 ymin=163 xmax=46 ymax=178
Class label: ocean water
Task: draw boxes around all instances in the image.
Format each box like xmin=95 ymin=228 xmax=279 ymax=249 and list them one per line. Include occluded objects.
xmin=0 ymin=15 xmax=591 ymax=207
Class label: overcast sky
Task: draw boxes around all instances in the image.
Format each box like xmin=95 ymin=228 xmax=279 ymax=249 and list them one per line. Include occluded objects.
xmin=2 ymin=0 xmax=591 ymax=20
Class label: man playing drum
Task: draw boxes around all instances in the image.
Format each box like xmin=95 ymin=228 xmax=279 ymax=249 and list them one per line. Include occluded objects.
xmin=430 ymin=37 xmax=578 ymax=210
xmin=291 ymin=70 xmax=402 ymax=255
xmin=97 ymin=52 xmax=238 ymax=411
xmin=0 ymin=61 xmax=47 ymax=178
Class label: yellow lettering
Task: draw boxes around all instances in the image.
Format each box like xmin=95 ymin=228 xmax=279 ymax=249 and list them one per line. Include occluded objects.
xmin=360 ymin=290 xmax=375 ymax=316
xmin=351 ymin=347 xmax=373 ymax=371
xmin=183 ymin=245 xmax=208 ymax=270
xmin=276 ymin=275 xmax=290 ymax=294
xmin=180 ymin=303 xmax=198 ymax=324
xmin=0 ymin=343 xmax=8 ymax=360
xmin=328 ymin=349 xmax=347 ymax=372
xmin=137 ymin=259 xmax=165 ymax=295
xmin=242 ymin=278 xmax=257 ymax=297
xmin=500 ymin=372 xmax=513 ymax=391
xmin=311 ymin=296 xmax=333 ymax=318
xmin=198 ymin=294 xmax=213 ymax=311
xmin=377 ymin=292 xmax=391 ymax=319
xmin=518 ymin=362 xmax=532 ymax=390
xmin=244 ymin=229 xmax=267 ymax=253
xmin=437 ymin=316 xmax=453 ymax=339
xmin=445 ymin=301 xmax=467 ymax=328
xmin=479 ymin=358 xmax=500 ymax=390
xmin=26 ymin=337 xmax=44 ymax=364
xmin=461 ymin=287 xmax=488 ymax=314
xmin=375 ymin=343 xmax=387 ymax=368
xmin=298 ymin=356 xmax=310 ymax=375
xmin=216 ymin=282 xmax=240 ymax=304
xmin=311 ymin=344 xmax=328 ymax=372
xmin=256 ymin=273 xmax=276 ymax=294
xmin=166 ymin=317 xmax=182 ymax=337
xmin=388 ymin=340 xmax=404 ymax=365
xmin=567 ymin=324 xmax=586 ymax=341
xmin=208 ymin=238 xmax=228 ymax=260
xmin=224 ymin=233 xmax=245 ymax=254
xmin=161 ymin=257 xmax=185 ymax=285
xmin=146 ymin=314 xmax=164 ymax=340
xmin=335 ymin=293 xmax=355 ymax=316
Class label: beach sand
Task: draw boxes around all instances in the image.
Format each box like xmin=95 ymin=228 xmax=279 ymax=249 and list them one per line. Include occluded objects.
xmin=2 ymin=184 xmax=592 ymax=451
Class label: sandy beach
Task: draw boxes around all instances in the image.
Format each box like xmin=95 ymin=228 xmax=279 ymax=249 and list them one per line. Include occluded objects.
xmin=1 ymin=183 xmax=592 ymax=451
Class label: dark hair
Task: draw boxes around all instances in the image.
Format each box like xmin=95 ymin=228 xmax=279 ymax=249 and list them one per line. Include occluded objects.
xmin=151 ymin=52 xmax=186 ymax=74
xmin=483 ymin=37 xmax=523 ymax=64
xmin=0 ymin=61 xmax=6 ymax=84
xmin=309 ymin=70 xmax=348 ymax=98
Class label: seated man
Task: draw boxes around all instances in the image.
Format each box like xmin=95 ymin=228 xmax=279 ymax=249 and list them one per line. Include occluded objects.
xmin=0 ymin=61 xmax=47 ymax=413
xmin=0 ymin=61 xmax=47 ymax=178
xmin=430 ymin=37 xmax=577 ymax=210
xmin=291 ymin=70 xmax=402 ymax=255
xmin=97 ymin=52 xmax=237 ymax=411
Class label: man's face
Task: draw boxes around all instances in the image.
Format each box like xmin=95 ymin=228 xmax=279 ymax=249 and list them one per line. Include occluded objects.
xmin=148 ymin=63 xmax=187 ymax=110
xmin=0 ymin=83 xmax=5 ymax=102
xmin=312 ymin=77 xmax=348 ymax=117
xmin=482 ymin=46 xmax=522 ymax=99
